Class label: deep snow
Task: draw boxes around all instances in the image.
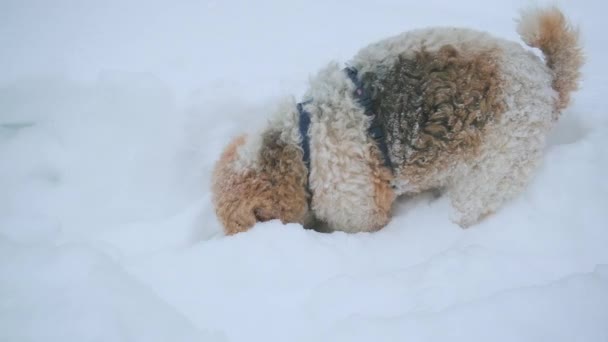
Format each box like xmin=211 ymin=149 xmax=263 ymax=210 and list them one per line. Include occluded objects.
xmin=1 ymin=0 xmax=607 ymax=341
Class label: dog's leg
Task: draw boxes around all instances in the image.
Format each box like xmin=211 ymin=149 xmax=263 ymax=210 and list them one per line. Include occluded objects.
xmin=369 ymin=167 xmax=396 ymax=230
xmin=312 ymin=161 xmax=395 ymax=233
xmin=448 ymin=132 xmax=546 ymax=228
xmin=317 ymin=173 xmax=395 ymax=233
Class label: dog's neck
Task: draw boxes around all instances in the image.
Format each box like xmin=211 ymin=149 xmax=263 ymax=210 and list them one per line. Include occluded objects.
xmin=295 ymin=66 xmax=394 ymax=198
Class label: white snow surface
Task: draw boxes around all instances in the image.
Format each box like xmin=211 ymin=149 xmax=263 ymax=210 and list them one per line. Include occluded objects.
xmin=1 ymin=1 xmax=607 ymax=341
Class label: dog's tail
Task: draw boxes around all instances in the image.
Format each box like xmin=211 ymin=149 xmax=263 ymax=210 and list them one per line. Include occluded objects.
xmin=517 ymin=6 xmax=584 ymax=111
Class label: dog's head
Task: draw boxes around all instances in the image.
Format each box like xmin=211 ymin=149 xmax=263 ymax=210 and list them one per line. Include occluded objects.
xmin=211 ymin=132 xmax=310 ymax=235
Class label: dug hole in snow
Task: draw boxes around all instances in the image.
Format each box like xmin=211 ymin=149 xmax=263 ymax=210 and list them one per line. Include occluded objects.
xmin=1 ymin=0 xmax=607 ymax=341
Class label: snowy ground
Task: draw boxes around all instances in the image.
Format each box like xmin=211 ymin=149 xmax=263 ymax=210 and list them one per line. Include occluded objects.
xmin=1 ymin=0 xmax=607 ymax=341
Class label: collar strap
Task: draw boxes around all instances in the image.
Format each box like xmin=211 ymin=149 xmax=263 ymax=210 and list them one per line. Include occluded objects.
xmin=297 ymin=67 xmax=393 ymax=198
xmin=344 ymin=66 xmax=393 ymax=170
xmin=297 ymin=99 xmax=313 ymax=174
xmin=297 ymin=99 xmax=313 ymax=204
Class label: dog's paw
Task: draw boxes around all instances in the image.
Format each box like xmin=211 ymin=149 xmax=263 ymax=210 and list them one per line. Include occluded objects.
xmin=454 ymin=217 xmax=474 ymax=229
xmin=450 ymin=210 xmax=494 ymax=229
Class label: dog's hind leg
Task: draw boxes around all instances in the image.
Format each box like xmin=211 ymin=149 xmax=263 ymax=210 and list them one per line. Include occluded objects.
xmin=447 ymin=126 xmax=547 ymax=228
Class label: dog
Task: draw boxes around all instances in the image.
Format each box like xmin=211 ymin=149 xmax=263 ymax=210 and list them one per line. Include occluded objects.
xmin=211 ymin=6 xmax=584 ymax=235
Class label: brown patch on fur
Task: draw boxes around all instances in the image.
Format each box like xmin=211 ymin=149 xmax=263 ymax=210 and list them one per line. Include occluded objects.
xmin=365 ymin=45 xmax=504 ymax=192
xmin=520 ymin=7 xmax=584 ymax=111
xmin=367 ymin=146 xmax=396 ymax=230
xmin=211 ymin=131 xmax=310 ymax=235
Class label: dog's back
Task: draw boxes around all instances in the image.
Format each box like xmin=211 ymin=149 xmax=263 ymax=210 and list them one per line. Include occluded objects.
xmin=348 ymin=7 xmax=583 ymax=197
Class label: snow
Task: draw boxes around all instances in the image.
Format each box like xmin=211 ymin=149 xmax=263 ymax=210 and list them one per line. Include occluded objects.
xmin=1 ymin=0 xmax=607 ymax=341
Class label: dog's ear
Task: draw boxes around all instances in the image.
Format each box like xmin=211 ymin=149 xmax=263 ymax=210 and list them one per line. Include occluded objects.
xmin=211 ymin=135 xmax=258 ymax=235
xmin=255 ymin=131 xmax=310 ymax=227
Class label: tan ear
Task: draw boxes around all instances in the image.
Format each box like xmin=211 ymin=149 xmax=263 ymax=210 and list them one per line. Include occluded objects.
xmin=211 ymin=135 xmax=258 ymax=235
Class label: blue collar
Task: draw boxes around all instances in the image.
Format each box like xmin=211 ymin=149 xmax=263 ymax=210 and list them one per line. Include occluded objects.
xmin=343 ymin=66 xmax=392 ymax=170
xmin=297 ymin=67 xmax=393 ymax=196
xmin=297 ymin=99 xmax=313 ymax=175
